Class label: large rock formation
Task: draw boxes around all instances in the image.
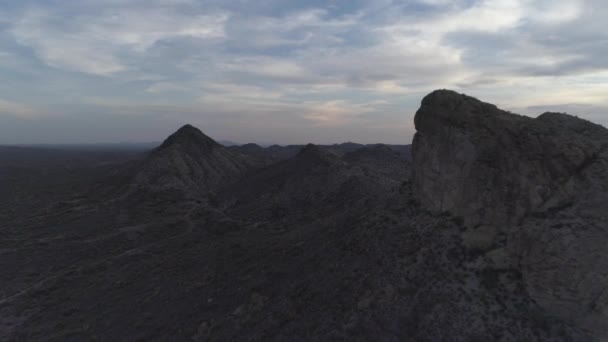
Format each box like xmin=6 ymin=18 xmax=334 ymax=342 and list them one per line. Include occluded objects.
xmin=412 ymin=89 xmax=608 ymax=338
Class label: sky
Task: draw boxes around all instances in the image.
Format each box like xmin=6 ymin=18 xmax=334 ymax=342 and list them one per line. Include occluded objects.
xmin=0 ymin=0 xmax=607 ymax=145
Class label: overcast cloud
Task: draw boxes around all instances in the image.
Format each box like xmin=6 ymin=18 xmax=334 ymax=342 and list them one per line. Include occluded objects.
xmin=0 ymin=0 xmax=606 ymax=144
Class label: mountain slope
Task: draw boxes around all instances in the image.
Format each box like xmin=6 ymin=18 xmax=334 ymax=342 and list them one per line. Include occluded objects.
xmin=128 ymin=124 xmax=258 ymax=198
xmin=343 ymin=144 xmax=410 ymax=184
xmin=218 ymin=144 xmax=397 ymax=222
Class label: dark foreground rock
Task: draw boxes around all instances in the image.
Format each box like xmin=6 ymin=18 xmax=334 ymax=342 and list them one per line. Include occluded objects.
xmin=412 ymin=89 xmax=608 ymax=338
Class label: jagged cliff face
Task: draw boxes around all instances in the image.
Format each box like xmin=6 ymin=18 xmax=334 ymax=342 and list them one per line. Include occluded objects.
xmin=412 ymin=90 xmax=606 ymax=226
xmin=412 ymin=90 xmax=608 ymax=337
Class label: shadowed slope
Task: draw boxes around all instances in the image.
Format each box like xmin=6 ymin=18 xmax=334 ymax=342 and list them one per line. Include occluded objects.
xmin=218 ymin=144 xmax=395 ymax=222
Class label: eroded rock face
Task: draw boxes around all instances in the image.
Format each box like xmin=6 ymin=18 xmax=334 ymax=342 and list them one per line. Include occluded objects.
xmin=412 ymin=89 xmax=608 ymax=338
xmin=413 ymin=90 xmax=605 ymax=227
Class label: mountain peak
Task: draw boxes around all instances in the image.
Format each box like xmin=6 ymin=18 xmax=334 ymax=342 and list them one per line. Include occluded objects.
xmin=177 ymin=123 xmax=198 ymax=132
xmin=241 ymin=143 xmax=262 ymax=149
xmin=159 ymin=124 xmax=219 ymax=151
xmin=296 ymin=144 xmax=341 ymax=166
xmin=128 ymin=124 xmax=256 ymax=198
xmin=296 ymin=143 xmax=329 ymax=159
xmin=298 ymin=143 xmax=321 ymax=154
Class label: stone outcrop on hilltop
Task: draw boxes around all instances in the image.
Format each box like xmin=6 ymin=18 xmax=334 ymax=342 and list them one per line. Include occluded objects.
xmin=412 ymin=89 xmax=608 ymax=337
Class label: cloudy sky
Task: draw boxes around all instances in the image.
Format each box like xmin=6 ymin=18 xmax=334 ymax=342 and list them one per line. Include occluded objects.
xmin=0 ymin=0 xmax=607 ymax=144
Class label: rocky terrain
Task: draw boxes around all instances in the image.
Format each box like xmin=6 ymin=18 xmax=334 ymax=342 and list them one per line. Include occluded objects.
xmin=0 ymin=90 xmax=606 ymax=341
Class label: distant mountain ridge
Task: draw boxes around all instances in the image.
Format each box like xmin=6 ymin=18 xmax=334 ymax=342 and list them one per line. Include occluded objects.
xmin=228 ymin=141 xmax=411 ymax=164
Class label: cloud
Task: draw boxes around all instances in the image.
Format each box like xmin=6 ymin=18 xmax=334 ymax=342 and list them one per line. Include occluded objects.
xmin=0 ymin=0 xmax=606 ymax=144
xmin=10 ymin=4 xmax=228 ymax=75
xmin=442 ymin=0 xmax=606 ymax=79
xmin=0 ymin=99 xmax=38 ymax=119
xmin=524 ymin=1 xmax=583 ymax=24
xmin=145 ymin=81 xmax=192 ymax=94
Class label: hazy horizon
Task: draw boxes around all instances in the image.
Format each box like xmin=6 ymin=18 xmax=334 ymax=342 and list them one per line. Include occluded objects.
xmin=0 ymin=129 xmax=411 ymax=147
xmin=1 ymin=0 xmax=607 ymax=145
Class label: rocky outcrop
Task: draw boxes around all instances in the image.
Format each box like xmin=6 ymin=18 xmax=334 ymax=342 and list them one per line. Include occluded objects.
xmin=413 ymin=90 xmax=607 ymax=226
xmin=294 ymin=143 xmax=343 ymax=168
xmin=412 ymin=89 xmax=608 ymax=338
